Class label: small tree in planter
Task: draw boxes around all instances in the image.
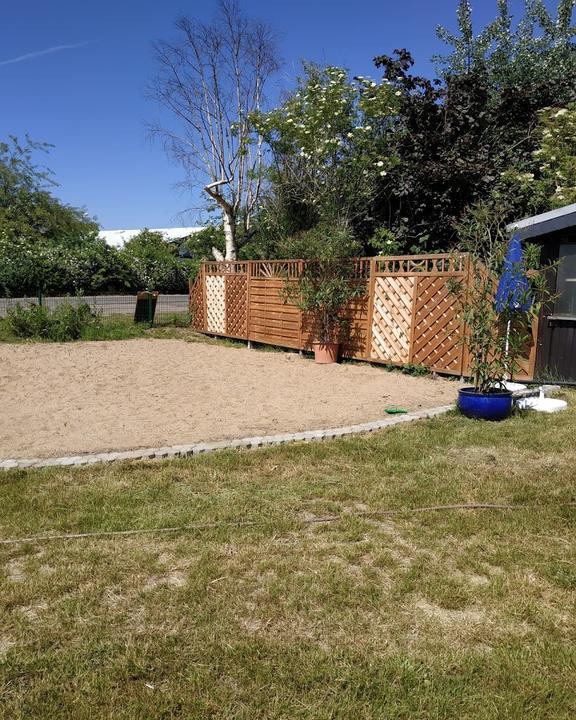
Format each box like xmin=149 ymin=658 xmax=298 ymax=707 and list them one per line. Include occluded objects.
xmin=449 ymin=203 xmax=547 ymax=419
xmin=281 ymin=224 xmax=363 ymax=363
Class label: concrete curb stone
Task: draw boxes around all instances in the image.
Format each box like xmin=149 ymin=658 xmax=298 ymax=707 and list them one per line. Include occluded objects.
xmin=1 ymin=404 xmax=456 ymax=471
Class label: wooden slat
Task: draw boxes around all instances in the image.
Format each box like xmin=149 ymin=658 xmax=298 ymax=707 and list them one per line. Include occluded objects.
xmin=225 ymin=273 xmax=248 ymax=338
xmin=250 ymin=309 xmax=300 ymax=322
xmin=249 ymin=298 xmax=298 ymax=309
xmin=411 ymin=275 xmax=463 ymax=372
xmin=370 ymin=276 xmax=414 ymax=363
xmin=250 ymin=333 xmax=301 ymax=349
xmin=194 ymin=254 xmax=470 ymax=372
xmin=250 ymin=318 xmax=300 ymax=332
xmin=247 ymin=275 xmax=303 ymax=348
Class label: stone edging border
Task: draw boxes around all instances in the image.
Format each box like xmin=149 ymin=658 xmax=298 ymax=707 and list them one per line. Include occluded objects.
xmin=0 ymin=405 xmax=455 ymax=471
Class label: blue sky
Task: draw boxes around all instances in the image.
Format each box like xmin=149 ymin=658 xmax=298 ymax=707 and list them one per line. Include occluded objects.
xmin=0 ymin=0 xmax=559 ymax=229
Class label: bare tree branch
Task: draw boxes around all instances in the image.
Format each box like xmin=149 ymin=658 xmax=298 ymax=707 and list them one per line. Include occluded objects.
xmin=149 ymin=0 xmax=280 ymax=259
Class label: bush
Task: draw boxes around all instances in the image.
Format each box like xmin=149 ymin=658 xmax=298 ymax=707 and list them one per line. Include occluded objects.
xmin=119 ymin=230 xmax=193 ymax=293
xmin=0 ymin=232 xmax=137 ymax=297
xmin=5 ymin=303 xmax=51 ymax=338
xmin=280 ymin=223 xmax=364 ymax=343
xmin=49 ymin=302 xmax=97 ymax=341
xmin=6 ymin=301 xmax=98 ymax=341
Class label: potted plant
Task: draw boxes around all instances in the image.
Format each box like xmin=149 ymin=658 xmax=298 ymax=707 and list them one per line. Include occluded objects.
xmin=281 ymin=224 xmax=363 ymax=364
xmin=449 ymin=204 xmax=545 ymax=420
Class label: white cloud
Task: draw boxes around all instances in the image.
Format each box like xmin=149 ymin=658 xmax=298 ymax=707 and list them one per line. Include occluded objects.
xmin=0 ymin=41 xmax=90 ymax=68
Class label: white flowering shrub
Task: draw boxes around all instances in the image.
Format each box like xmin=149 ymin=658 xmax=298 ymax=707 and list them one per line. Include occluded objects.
xmin=119 ymin=230 xmax=194 ymax=293
xmin=533 ymin=105 xmax=576 ymax=207
xmin=0 ymin=232 xmax=136 ymax=297
xmin=0 ymin=229 xmax=196 ymax=297
xmin=500 ymin=103 xmax=576 ymax=210
xmin=251 ymin=63 xmax=400 ymax=231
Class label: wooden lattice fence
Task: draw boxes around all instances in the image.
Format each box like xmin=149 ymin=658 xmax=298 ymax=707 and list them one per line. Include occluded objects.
xmin=189 ymin=253 xmax=538 ymax=379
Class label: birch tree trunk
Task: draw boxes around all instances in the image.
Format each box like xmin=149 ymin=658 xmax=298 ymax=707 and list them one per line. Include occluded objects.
xmin=150 ymin=0 xmax=279 ymax=261
xmin=223 ymin=212 xmax=237 ymax=261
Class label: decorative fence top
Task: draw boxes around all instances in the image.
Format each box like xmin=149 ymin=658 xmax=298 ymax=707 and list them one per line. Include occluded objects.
xmin=202 ymin=254 xmax=468 ymax=279
xmin=374 ymin=253 xmax=468 ymax=276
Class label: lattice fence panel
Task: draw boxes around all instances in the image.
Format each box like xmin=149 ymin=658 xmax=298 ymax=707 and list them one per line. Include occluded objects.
xmin=411 ymin=276 xmax=463 ymax=373
xmin=371 ymin=276 xmax=414 ymax=363
xmin=225 ymin=273 xmax=248 ymax=338
xmin=205 ymin=275 xmax=226 ymax=334
xmin=189 ymin=275 xmax=205 ymax=331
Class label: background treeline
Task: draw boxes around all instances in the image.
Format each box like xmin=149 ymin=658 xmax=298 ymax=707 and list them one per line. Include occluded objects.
xmin=0 ymin=136 xmax=203 ymax=296
xmin=3 ymin=0 xmax=576 ymax=296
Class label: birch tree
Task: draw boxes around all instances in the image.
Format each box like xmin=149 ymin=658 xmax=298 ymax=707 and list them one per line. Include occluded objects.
xmin=150 ymin=0 xmax=279 ymax=260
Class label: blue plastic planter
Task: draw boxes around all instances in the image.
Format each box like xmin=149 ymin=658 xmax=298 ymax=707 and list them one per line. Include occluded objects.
xmin=458 ymin=387 xmax=513 ymax=421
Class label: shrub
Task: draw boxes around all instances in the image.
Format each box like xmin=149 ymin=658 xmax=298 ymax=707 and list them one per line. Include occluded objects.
xmin=49 ymin=302 xmax=97 ymax=341
xmin=6 ymin=301 xmax=98 ymax=341
xmin=281 ymin=223 xmax=364 ymax=344
xmin=120 ymin=230 xmax=193 ymax=293
xmin=5 ymin=303 xmax=51 ymax=338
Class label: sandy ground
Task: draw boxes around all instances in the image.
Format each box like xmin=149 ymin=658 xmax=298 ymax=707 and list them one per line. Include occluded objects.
xmin=0 ymin=339 xmax=459 ymax=459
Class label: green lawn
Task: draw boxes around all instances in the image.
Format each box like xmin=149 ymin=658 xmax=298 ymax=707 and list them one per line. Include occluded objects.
xmin=1 ymin=399 xmax=575 ymax=719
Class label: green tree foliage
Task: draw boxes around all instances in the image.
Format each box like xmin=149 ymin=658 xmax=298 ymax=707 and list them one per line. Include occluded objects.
xmin=254 ymin=1 xmax=576 ymax=257
xmin=0 ymin=136 xmax=138 ymax=296
xmin=182 ymin=225 xmax=223 ymax=258
xmin=0 ymin=232 xmax=135 ymax=297
xmin=0 ymin=138 xmax=197 ymax=296
xmin=251 ymin=64 xmax=399 ymax=251
xmin=368 ymin=0 xmax=576 ymax=252
xmin=119 ymin=230 xmax=193 ymax=293
xmin=435 ymin=0 xmax=576 ymax=85
xmin=501 ymin=104 xmax=576 ymax=208
xmin=0 ymin=136 xmax=99 ymax=245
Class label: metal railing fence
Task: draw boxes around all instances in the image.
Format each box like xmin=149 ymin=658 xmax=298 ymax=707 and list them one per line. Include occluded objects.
xmin=0 ymin=294 xmax=190 ymax=322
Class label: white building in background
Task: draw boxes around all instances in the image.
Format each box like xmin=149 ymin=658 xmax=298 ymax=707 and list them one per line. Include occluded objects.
xmin=98 ymin=227 xmax=205 ymax=249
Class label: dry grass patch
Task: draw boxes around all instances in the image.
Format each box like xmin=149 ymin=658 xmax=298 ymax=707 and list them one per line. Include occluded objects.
xmin=0 ymin=395 xmax=575 ymax=718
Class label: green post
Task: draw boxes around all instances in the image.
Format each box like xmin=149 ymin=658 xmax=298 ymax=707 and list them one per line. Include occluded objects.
xmin=37 ymin=290 xmax=43 ymax=307
xmin=147 ymin=292 xmax=153 ymax=326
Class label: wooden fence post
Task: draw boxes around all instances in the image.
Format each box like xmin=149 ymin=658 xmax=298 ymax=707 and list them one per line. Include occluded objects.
xmin=202 ymin=262 xmax=207 ymax=332
xmin=459 ymin=253 xmax=472 ymax=379
xmin=298 ymin=259 xmax=304 ymax=350
xmin=246 ymin=261 xmax=253 ymax=345
xmin=365 ymin=257 xmax=377 ymax=361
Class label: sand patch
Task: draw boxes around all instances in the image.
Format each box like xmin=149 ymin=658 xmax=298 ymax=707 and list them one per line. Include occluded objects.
xmin=0 ymin=339 xmax=458 ymax=458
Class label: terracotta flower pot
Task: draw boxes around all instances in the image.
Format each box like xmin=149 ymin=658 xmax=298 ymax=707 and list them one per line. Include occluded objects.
xmin=312 ymin=341 xmax=339 ymax=364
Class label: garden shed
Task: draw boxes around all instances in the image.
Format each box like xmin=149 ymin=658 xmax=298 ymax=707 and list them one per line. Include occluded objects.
xmin=509 ymin=203 xmax=576 ymax=381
